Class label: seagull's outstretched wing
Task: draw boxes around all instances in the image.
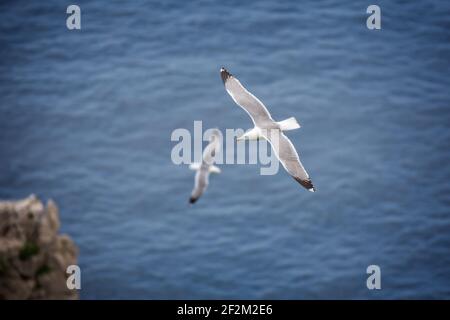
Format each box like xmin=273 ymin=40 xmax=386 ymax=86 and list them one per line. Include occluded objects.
xmin=202 ymin=130 xmax=221 ymax=165
xmin=220 ymin=67 xmax=275 ymax=128
xmin=190 ymin=166 xmax=209 ymax=204
xmin=265 ymin=130 xmax=315 ymax=192
xmin=189 ymin=130 xmax=221 ymax=204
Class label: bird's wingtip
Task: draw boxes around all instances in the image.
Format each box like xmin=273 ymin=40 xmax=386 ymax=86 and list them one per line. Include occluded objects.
xmin=189 ymin=197 xmax=197 ymax=204
xmin=293 ymin=176 xmax=315 ymax=192
xmin=220 ymin=67 xmax=232 ymax=83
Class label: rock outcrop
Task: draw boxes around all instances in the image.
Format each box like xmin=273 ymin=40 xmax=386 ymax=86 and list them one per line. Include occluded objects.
xmin=0 ymin=195 xmax=78 ymax=299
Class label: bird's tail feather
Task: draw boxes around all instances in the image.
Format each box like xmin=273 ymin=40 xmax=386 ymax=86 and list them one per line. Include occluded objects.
xmin=209 ymin=165 xmax=221 ymax=174
xmin=277 ymin=117 xmax=301 ymax=131
xmin=189 ymin=163 xmax=201 ymax=171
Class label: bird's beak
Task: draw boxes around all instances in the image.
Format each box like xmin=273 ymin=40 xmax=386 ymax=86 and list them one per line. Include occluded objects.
xmin=236 ymin=136 xmax=244 ymax=141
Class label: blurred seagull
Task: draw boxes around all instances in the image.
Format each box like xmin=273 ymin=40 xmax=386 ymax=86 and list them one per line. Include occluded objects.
xmin=189 ymin=129 xmax=222 ymax=204
xmin=220 ymin=67 xmax=315 ymax=192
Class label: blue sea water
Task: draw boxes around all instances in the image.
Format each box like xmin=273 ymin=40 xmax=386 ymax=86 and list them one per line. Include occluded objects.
xmin=0 ymin=0 xmax=449 ymax=299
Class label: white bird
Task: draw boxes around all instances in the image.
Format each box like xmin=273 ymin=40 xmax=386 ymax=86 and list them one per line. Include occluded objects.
xmin=189 ymin=129 xmax=222 ymax=203
xmin=220 ymin=67 xmax=315 ymax=192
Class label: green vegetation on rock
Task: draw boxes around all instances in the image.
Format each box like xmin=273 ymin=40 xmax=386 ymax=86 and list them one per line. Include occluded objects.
xmin=36 ymin=264 xmax=51 ymax=277
xmin=0 ymin=257 xmax=7 ymax=275
xmin=19 ymin=242 xmax=40 ymax=261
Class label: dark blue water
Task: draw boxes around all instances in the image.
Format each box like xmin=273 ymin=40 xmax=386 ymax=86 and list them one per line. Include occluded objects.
xmin=1 ymin=0 xmax=449 ymax=299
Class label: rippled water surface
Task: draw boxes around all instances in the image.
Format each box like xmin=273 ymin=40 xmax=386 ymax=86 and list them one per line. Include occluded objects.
xmin=1 ymin=0 xmax=449 ymax=299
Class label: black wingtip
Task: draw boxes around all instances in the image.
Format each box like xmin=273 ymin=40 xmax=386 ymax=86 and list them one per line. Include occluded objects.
xmin=220 ymin=67 xmax=232 ymax=84
xmin=293 ymin=177 xmax=315 ymax=192
xmin=189 ymin=197 xmax=198 ymax=204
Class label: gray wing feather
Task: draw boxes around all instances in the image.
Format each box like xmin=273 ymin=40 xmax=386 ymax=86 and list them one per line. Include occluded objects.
xmin=190 ymin=132 xmax=220 ymax=203
xmin=202 ymin=134 xmax=220 ymax=165
xmin=265 ymin=130 xmax=315 ymax=191
xmin=190 ymin=166 xmax=209 ymax=203
xmin=220 ymin=68 xmax=276 ymax=128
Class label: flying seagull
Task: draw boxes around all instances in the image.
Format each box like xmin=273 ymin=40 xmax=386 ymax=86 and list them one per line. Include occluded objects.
xmin=220 ymin=67 xmax=315 ymax=192
xmin=189 ymin=129 xmax=222 ymax=203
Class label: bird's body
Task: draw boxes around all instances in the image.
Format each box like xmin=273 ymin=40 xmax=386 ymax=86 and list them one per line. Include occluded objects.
xmin=189 ymin=129 xmax=221 ymax=203
xmin=220 ymin=67 xmax=315 ymax=192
